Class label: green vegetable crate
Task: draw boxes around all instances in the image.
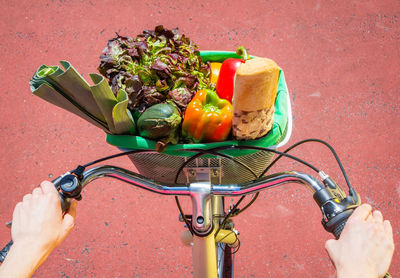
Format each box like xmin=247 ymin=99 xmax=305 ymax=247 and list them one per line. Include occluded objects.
xmin=106 ymin=51 xmax=292 ymax=186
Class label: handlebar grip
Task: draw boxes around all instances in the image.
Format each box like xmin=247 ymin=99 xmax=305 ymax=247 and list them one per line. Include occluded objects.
xmin=60 ymin=194 xmax=71 ymax=213
xmin=0 ymin=193 xmax=71 ymax=263
xmin=323 ymin=209 xmax=353 ymax=239
xmin=0 ymin=240 xmax=13 ymax=263
xmin=332 ymin=218 xmax=347 ymax=239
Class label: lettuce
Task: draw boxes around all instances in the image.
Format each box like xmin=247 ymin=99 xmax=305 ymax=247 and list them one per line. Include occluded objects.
xmin=98 ymin=25 xmax=212 ymax=114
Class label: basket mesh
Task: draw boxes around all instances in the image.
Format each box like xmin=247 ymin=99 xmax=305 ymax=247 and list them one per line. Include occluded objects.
xmin=127 ymin=150 xmax=276 ymax=186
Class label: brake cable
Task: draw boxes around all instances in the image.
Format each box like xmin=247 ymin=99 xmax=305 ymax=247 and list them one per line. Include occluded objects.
xmin=69 ymin=139 xmax=352 ymax=240
xmin=173 ymin=140 xmax=355 ymax=236
xmin=80 ymin=149 xmax=155 ymax=168
xmin=260 ymin=138 xmax=354 ymax=193
xmin=171 ymin=144 xmax=322 ymax=238
xmin=228 ymin=139 xmax=357 ymax=217
xmin=173 ymin=147 xmax=259 ymax=185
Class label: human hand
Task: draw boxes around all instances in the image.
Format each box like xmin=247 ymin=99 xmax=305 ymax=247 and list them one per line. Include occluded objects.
xmin=11 ymin=181 xmax=77 ymax=257
xmin=0 ymin=181 xmax=77 ymax=278
xmin=325 ymin=204 xmax=394 ymax=278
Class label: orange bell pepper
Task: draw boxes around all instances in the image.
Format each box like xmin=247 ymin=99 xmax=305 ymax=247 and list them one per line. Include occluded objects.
xmin=182 ymin=89 xmax=233 ymax=143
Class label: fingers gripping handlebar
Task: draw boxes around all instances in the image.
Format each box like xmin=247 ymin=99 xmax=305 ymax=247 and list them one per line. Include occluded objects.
xmin=316 ymin=180 xmax=391 ymax=278
xmin=0 ymin=173 xmax=83 ymax=263
xmin=1 ymin=166 xmax=359 ymax=263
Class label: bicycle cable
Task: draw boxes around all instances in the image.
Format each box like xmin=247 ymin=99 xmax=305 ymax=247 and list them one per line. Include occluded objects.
xmin=218 ymin=231 xmax=240 ymax=256
xmin=230 ymin=192 xmax=259 ymax=217
xmin=175 ymin=196 xmax=195 ymax=236
xmin=232 ymin=240 xmax=241 ymax=254
xmin=151 ymin=143 xmax=320 ymax=239
xmin=261 ymin=138 xmax=354 ymax=192
xmin=172 ymin=144 xmax=321 ymax=229
xmin=231 ymin=139 xmax=356 ymax=217
xmin=171 ymin=140 xmax=355 ymax=235
xmin=213 ymin=195 xmax=246 ymax=238
xmin=81 ymin=149 xmax=156 ymax=168
xmin=70 ymin=139 xmax=352 ymax=240
xmin=173 ymin=145 xmax=321 ymax=185
xmin=173 ymin=147 xmax=259 ymax=185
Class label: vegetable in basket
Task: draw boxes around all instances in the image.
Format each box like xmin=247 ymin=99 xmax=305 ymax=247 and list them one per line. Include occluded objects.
xmin=216 ymin=46 xmax=249 ymax=103
xmin=182 ymin=89 xmax=232 ymax=143
xmin=29 ymin=24 xmax=285 ymax=154
xmin=98 ymin=25 xmax=213 ymax=114
xmin=209 ymin=62 xmax=222 ymax=85
xmin=137 ymin=101 xmax=182 ymax=150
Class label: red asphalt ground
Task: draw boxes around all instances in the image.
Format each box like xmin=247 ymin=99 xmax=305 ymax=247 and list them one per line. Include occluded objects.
xmin=0 ymin=0 xmax=399 ymax=277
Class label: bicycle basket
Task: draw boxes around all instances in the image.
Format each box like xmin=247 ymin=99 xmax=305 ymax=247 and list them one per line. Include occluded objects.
xmin=106 ymin=51 xmax=292 ymax=185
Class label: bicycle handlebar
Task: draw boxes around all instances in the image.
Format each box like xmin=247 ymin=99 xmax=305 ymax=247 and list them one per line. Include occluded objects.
xmin=81 ymin=165 xmax=326 ymax=195
xmin=0 ymin=165 xmax=360 ymax=263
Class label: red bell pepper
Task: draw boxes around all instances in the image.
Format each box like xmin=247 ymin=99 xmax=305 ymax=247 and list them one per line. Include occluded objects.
xmin=216 ymin=46 xmax=249 ymax=103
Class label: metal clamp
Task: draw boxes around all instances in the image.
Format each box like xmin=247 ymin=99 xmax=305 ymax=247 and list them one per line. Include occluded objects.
xmin=184 ymin=167 xmax=222 ymax=184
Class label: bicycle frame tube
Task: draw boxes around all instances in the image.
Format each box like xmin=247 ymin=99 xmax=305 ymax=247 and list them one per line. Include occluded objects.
xmin=192 ymin=196 xmax=226 ymax=278
xmin=214 ymin=196 xmax=228 ymax=277
xmin=193 ymin=231 xmax=218 ymax=278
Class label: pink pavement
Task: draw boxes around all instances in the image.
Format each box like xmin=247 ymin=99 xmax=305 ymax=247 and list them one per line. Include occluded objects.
xmin=0 ymin=1 xmax=399 ymax=277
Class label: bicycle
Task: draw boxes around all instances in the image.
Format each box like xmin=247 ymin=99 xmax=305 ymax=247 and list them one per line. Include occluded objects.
xmin=0 ymin=52 xmax=391 ymax=277
xmin=1 ymin=134 xmax=370 ymax=277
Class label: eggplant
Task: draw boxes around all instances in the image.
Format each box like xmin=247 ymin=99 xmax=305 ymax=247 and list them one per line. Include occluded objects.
xmin=137 ymin=101 xmax=181 ymax=146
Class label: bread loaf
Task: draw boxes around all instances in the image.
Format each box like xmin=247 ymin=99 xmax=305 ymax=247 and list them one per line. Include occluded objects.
xmin=232 ymin=57 xmax=280 ymax=140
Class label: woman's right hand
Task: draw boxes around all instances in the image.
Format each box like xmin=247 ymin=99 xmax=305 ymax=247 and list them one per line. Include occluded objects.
xmin=325 ymin=203 xmax=394 ymax=278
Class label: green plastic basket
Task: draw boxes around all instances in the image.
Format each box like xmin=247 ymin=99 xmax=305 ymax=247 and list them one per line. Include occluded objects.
xmin=106 ymin=51 xmax=292 ymax=185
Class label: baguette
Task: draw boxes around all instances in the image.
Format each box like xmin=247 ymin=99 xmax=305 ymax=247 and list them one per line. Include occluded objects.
xmin=232 ymin=57 xmax=280 ymax=140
